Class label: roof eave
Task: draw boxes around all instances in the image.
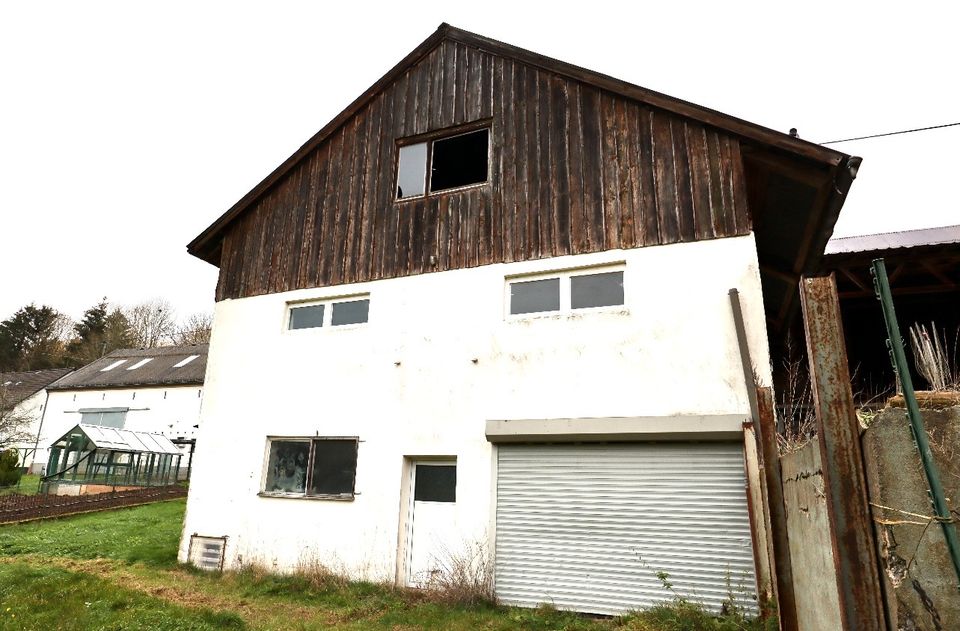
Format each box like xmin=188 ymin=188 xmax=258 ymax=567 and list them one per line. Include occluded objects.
xmin=186 ymin=23 xmax=454 ymax=263
xmin=47 ymin=379 xmax=204 ymax=392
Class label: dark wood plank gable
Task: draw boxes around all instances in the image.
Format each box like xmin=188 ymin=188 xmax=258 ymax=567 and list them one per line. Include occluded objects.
xmin=214 ymin=41 xmax=752 ymax=301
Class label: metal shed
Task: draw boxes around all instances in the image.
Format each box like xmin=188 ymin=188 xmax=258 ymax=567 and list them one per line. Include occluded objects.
xmin=41 ymin=424 xmax=182 ymax=495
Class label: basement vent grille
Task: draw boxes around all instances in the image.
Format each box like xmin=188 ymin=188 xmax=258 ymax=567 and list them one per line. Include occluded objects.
xmin=188 ymin=535 xmax=226 ymax=571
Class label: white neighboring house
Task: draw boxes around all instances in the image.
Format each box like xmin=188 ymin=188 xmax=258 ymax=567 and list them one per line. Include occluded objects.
xmin=177 ymin=25 xmax=859 ymax=616
xmin=1 ymin=368 xmax=74 ymax=471
xmin=36 ymin=345 xmax=208 ymax=477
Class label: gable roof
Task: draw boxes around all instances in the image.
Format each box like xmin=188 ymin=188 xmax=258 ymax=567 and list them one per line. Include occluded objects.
xmin=48 ymin=345 xmax=207 ymax=391
xmin=187 ymin=23 xmax=852 ymax=266
xmin=0 ymin=368 xmax=73 ymax=409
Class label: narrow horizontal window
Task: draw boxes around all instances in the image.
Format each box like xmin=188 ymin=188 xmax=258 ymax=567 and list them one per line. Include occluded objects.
xmin=396 ymin=126 xmax=489 ymax=200
xmin=287 ymin=295 xmax=370 ymax=331
xmin=79 ymin=408 xmax=128 ymax=429
xmin=289 ymin=304 xmax=325 ymax=330
xmin=510 ymin=278 xmax=561 ymax=315
xmin=571 ymin=271 xmax=624 ymax=309
xmin=507 ymin=266 xmax=625 ymax=317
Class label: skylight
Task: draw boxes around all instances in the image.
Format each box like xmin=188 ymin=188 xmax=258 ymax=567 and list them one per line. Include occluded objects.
xmin=126 ymin=358 xmax=154 ymax=370
xmin=173 ymin=355 xmax=199 ymax=368
xmin=100 ymin=360 xmax=128 ymax=372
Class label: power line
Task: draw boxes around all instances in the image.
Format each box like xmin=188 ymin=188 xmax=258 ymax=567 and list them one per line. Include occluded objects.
xmin=821 ymin=122 xmax=960 ymax=145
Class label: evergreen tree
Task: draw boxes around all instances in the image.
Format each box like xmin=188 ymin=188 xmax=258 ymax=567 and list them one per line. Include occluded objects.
xmin=73 ymin=299 xmax=109 ymax=343
xmin=66 ymin=299 xmax=135 ymax=365
xmin=0 ymin=304 xmax=69 ymax=371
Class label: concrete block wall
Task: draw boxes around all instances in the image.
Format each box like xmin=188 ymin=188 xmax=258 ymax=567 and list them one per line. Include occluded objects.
xmin=863 ymin=404 xmax=960 ymax=631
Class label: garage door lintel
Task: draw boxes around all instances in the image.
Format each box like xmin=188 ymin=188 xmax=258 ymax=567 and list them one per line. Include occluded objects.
xmin=485 ymin=414 xmax=748 ymax=443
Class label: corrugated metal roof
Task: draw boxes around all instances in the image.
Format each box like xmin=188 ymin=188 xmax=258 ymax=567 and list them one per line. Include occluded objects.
xmin=78 ymin=424 xmax=181 ymax=455
xmin=49 ymin=344 xmax=207 ymax=391
xmin=0 ymin=368 xmax=73 ymax=408
xmin=825 ymin=224 xmax=960 ymax=255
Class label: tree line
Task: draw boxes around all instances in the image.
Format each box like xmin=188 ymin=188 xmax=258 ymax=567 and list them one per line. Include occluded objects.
xmin=0 ymin=298 xmax=212 ymax=372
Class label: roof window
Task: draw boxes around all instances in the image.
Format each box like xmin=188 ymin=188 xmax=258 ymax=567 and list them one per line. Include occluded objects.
xmin=126 ymin=358 xmax=154 ymax=370
xmin=173 ymin=355 xmax=200 ymax=368
xmin=100 ymin=360 xmax=128 ymax=372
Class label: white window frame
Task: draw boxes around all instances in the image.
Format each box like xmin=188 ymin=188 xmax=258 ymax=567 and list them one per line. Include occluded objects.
xmin=259 ymin=435 xmax=360 ymax=501
xmin=284 ymin=293 xmax=371 ymax=332
xmin=504 ymin=263 xmax=626 ymax=319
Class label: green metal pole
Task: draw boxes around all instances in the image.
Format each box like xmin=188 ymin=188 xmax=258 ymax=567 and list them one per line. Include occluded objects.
xmin=872 ymin=258 xmax=960 ymax=589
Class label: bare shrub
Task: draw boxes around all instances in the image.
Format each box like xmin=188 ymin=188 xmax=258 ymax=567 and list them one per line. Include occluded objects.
xmin=909 ymin=322 xmax=959 ymax=392
xmin=776 ymin=334 xmax=816 ymax=455
xmin=294 ymin=557 xmax=351 ymax=591
xmin=417 ymin=539 xmax=496 ymax=606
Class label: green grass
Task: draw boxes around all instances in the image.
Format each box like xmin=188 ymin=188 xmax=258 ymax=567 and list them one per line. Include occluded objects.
xmin=0 ymin=499 xmax=775 ymax=630
xmin=0 ymin=499 xmax=183 ymax=566
xmin=0 ymin=562 xmax=245 ymax=631
xmin=0 ymin=474 xmax=41 ymax=496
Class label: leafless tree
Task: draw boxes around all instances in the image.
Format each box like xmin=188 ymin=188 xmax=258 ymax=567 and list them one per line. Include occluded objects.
xmin=171 ymin=312 xmax=213 ymax=346
xmin=124 ymin=298 xmax=177 ymax=348
xmin=0 ymin=385 xmax=35 ymax=450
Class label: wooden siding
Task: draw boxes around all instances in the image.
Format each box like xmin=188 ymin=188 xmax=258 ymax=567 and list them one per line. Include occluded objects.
xmin=215 ymin=40 xmax=751 ymax=301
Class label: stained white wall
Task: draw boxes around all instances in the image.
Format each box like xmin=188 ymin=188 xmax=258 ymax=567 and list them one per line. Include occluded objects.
xmin=34 ymin=385 xmax=203 ymax=473
xmin=179 ymin=235 xmax=771 ymax=580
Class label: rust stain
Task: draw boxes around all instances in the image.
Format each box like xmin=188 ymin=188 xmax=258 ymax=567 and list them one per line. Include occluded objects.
xmin=800 ymin=274 xmax=888 ymax=630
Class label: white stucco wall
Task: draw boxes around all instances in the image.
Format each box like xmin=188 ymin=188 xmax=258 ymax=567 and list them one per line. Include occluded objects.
xmin=179 ymin=234 xmax=771 ymax=580
xmin=10 ymin=389 xmax=48 ymax=470
xmin=34 ymin=385 xmax=203 ymax=473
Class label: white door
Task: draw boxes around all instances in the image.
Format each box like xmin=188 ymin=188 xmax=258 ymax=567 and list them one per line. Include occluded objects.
xmin=495 ymin=442 xmax=757 ymax=615
xmin=405 ymin=460 xmax=458 ymax=587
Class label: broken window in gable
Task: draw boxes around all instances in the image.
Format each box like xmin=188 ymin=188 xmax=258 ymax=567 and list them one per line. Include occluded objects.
xmin=430 ymin=129 xmax=489 ymax=193
xmin=396 ymin=127 xmax=489 ymax=200
xmin=397 ymin=142 xmax=428 ymax=199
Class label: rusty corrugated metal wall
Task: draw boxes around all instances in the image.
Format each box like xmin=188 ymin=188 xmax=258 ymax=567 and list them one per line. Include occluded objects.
xmin=215 ymin=40 xmax=751 ymax=301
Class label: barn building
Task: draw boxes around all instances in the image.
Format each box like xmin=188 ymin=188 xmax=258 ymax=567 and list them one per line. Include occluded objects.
xmin=178 ymin=24 xmax=858 ymax=615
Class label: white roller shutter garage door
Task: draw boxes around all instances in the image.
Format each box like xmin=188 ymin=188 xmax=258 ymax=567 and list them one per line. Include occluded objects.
xmin=494 ymin=442 xmax=757 ymax=615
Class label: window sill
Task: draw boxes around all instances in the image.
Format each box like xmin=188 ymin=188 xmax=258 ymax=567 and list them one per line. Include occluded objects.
xmin=285 ymin=323 xmax=368 ymax=335
xmin=506 ymin=307 xmax=631 ymax=322
xmin=257 ymin=492 xmax=356 ymax=502
xmin=394 ymin=181 xmax=489 ymax=204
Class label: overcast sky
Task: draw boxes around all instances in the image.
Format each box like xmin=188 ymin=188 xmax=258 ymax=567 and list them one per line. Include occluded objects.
xmin=2 ymin=1 xmax=957 ymax=322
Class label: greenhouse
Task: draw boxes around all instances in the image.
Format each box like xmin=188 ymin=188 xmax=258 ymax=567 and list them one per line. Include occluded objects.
xmin=41 ymin=424 xmax=182 ymax=494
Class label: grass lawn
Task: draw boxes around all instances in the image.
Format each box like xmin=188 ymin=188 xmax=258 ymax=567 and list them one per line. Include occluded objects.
xmin=0 ymin=474 xmax=42 ymax=496
xmin=0 ymin=500 xmax=774 ymax=630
